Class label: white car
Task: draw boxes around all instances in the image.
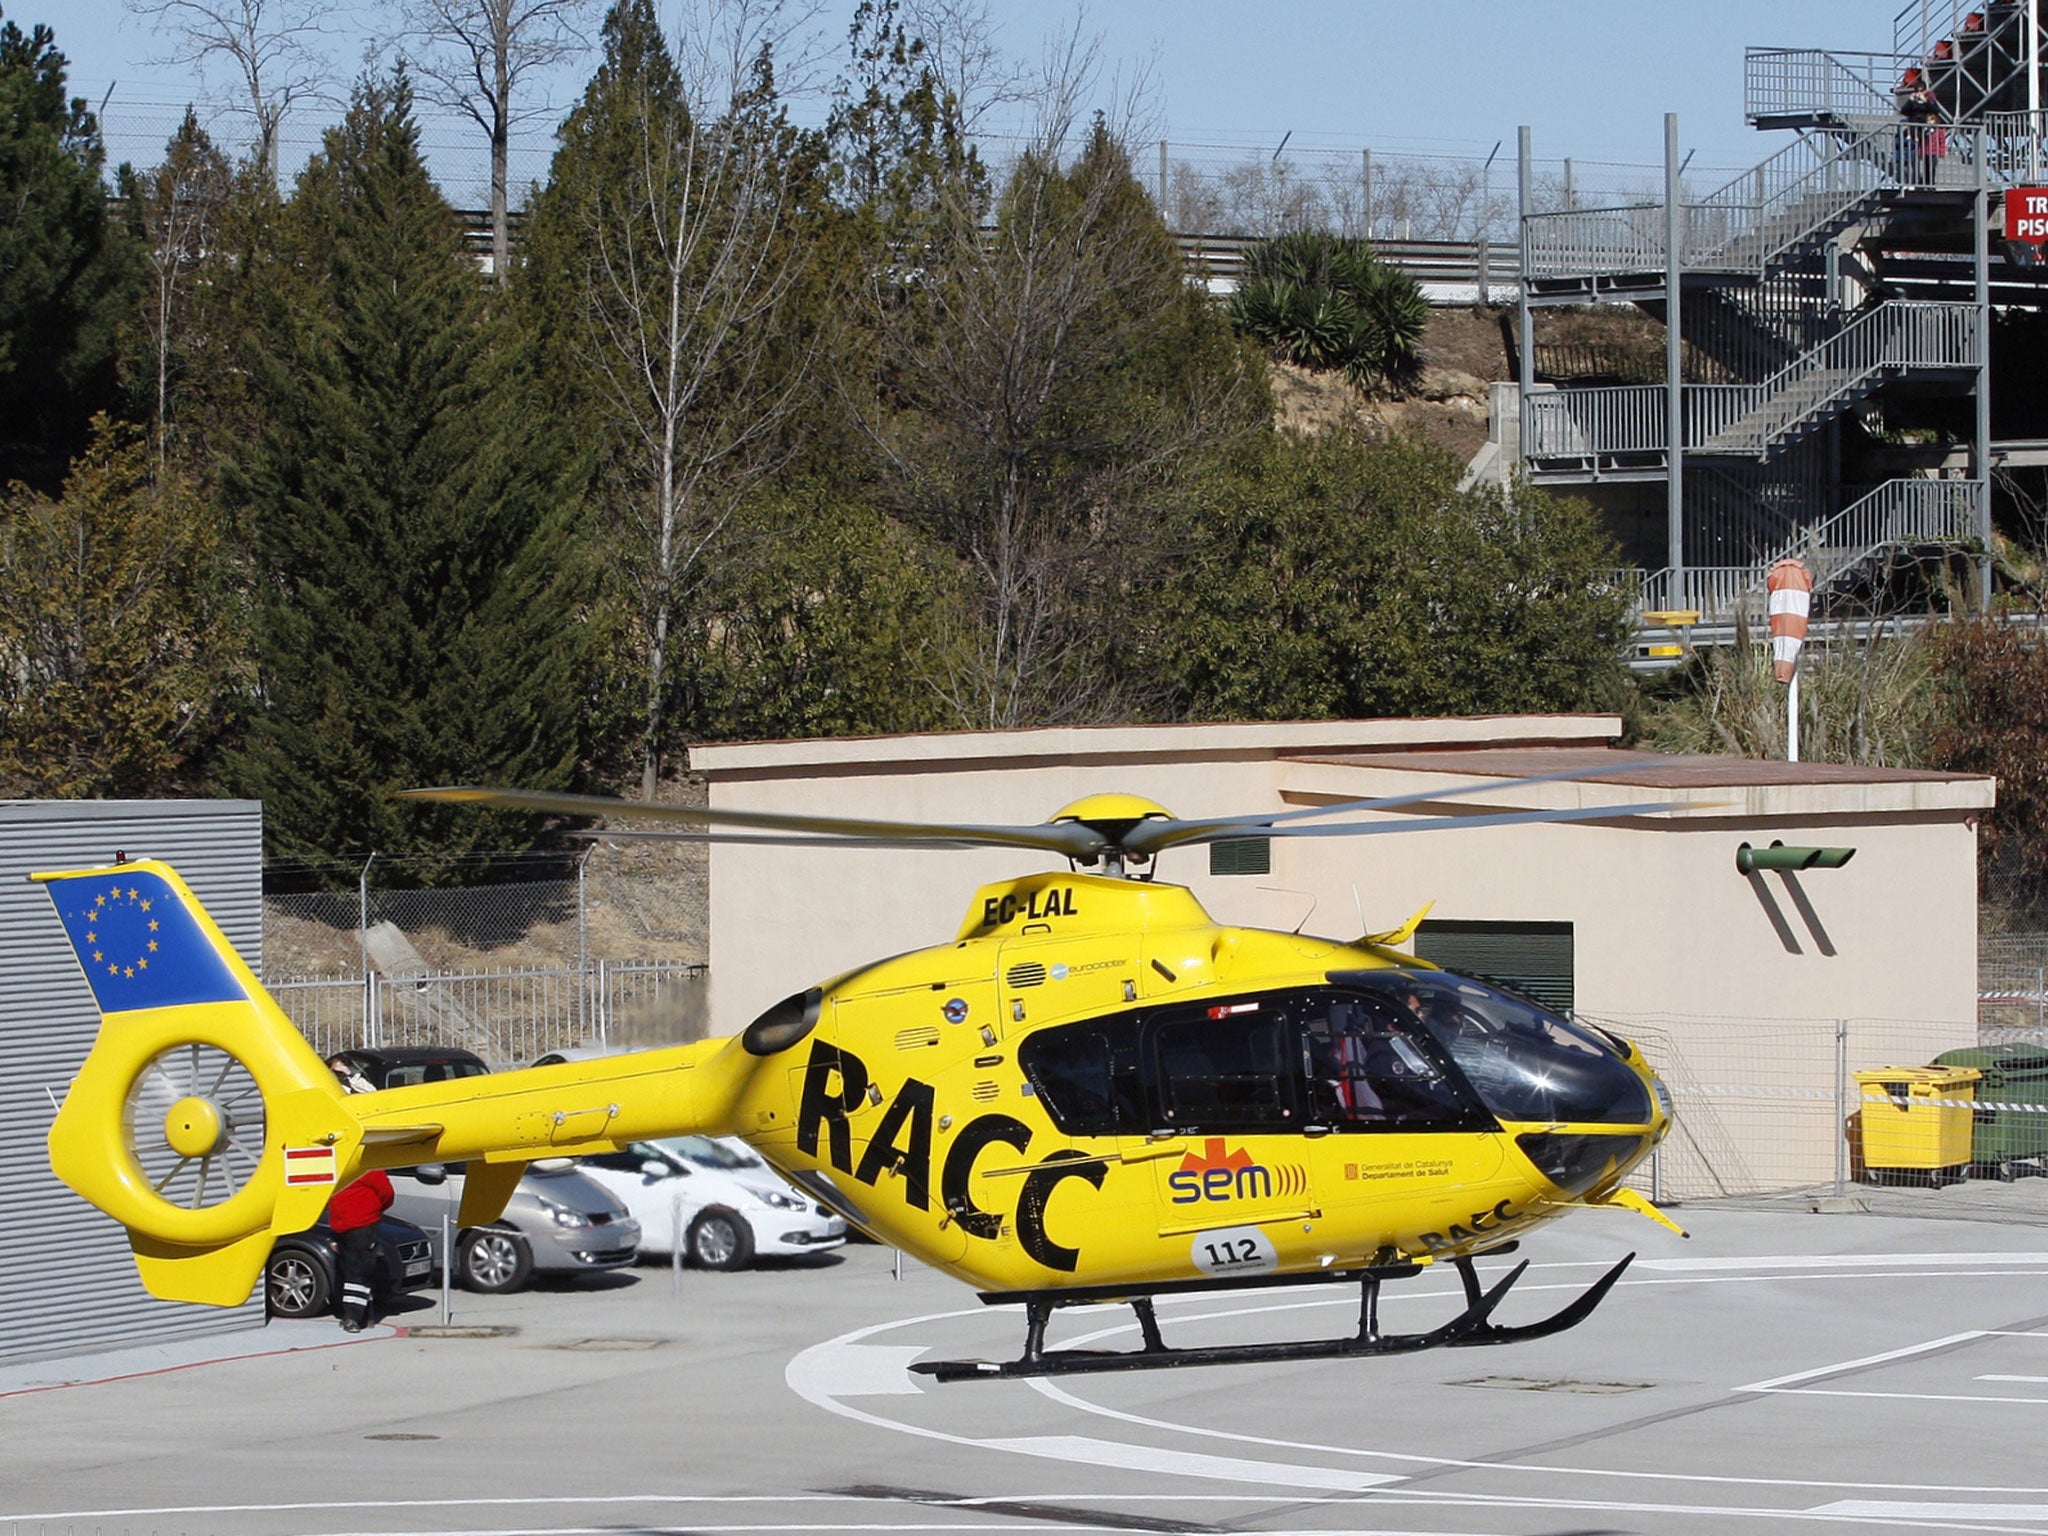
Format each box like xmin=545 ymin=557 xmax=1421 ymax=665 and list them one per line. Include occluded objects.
xmin=575 ymin=1136 xmax=846 ymax=1270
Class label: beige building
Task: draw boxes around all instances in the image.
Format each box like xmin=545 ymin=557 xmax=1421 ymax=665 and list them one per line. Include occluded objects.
xmin=690 ymin=715 xmax=1993 ymax=1040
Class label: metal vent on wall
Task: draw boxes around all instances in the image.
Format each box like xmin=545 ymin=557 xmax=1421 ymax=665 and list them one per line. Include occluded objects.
xmin=1005 ymin=962 xmax=1047 ymax=988
xmin=1209 ymin=837 xmax=1272 ymax=877
xmin=1412 ymin=920 xmax=1575 ymax=1015
xmin=894 ymin=1026 xmax=940 ymax=1051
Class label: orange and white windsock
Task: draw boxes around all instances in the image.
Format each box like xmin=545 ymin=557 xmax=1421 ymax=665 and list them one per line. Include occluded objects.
xmin=1766 ymin=557 xmax=1813 ymax=683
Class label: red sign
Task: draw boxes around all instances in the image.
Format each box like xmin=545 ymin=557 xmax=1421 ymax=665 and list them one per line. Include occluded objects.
xmin=2007 ymin=187 xmax=2048 ymax=243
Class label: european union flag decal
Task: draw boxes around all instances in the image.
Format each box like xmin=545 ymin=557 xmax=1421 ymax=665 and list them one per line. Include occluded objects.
xmin=45 ymin=870 xmax=247 ymax=1013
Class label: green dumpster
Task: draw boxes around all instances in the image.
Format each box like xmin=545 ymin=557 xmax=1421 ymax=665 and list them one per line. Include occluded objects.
xmin=1933 ymin=1044 xmax=2048 ymax=1178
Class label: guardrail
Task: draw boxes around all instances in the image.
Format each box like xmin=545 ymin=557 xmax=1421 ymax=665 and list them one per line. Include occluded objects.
xmin=1176 ymin=234 xmax=1519 ymax=294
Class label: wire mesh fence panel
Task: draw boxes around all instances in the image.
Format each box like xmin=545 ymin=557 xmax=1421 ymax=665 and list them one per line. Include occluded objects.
xmin=1600 ymin=1012 xmax=1984 ymax=1202
xmin=269 ymin=977 xmax=372 ymax=1060
xmin=600 ymin=960 xmax=710 ymax=1049
xmin=370 ymin=969 xmax=593 ymax=1069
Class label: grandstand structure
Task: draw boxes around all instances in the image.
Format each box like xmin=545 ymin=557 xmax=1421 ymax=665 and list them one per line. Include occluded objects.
xmin=1512 ymin=0 xmax=2048 ymax=652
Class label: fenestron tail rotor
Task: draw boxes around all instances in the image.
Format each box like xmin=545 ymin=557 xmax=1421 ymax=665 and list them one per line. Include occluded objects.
xmin=121 ymin=1043 xmax=268 ymax=1214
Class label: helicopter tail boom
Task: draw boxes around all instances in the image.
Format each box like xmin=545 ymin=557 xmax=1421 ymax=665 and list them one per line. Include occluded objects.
xmin=35 ymin=859 xmax=749 ymax=1307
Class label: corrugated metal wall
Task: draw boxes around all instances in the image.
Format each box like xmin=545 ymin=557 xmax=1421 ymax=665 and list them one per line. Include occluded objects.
xmin=0 ymin=801 xmax=266 ymax=1365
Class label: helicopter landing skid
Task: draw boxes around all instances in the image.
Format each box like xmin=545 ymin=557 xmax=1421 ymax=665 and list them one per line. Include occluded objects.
xmin=910 ymin=1253 xmax=1636 ymax=1382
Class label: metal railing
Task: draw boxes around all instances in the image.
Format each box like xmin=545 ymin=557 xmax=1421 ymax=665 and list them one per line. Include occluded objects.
xmin=1794 ymin=476 xmax=1985 ymax=579
xmin=1524 ymin=119 xmax=1976 ymax=284
xmin=271 ymin=958 xmax=707 ymax=1067
xmin=1621 ymin=478 xmax=1983 ymax=624
xmin=1628 ymin=567 xmax=1763 ymax=622
xmin=1698 ymin=300 xmax=1981 ymax=456
xmin=1745 ymin=48 xmax=1914 ymax=123
xmin=1526 ymin=298 xmax=1978 ymax=472
xmin=1522 ymin=383 xmax=1667 ymax=460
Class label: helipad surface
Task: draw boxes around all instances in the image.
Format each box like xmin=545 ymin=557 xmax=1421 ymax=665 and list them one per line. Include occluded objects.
xmin=6 ymin=1198 xmax=2048 ymax=1535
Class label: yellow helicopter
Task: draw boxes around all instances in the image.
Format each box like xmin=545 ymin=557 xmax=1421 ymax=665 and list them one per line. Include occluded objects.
xmin=37 ymin=769 xmax=1684 ymax=1380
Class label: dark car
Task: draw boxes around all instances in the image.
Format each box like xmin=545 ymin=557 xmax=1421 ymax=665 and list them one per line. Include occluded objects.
xmin=325 ymin=1044 xmax=493 ymax=1092
xmin=266 ymin=1213 xmax=436 ymax=1320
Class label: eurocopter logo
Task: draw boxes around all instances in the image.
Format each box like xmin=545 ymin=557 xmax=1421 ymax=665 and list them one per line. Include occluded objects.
xmin=1167 ymin=1137 xmax=1307 ymax=1204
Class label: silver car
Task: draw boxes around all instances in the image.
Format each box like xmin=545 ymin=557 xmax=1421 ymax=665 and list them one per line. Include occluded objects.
xmin=385 ymin=1159 xmax=641 ymax=1293
xmin=328 ymin=1045 xmax=641 ymax=1293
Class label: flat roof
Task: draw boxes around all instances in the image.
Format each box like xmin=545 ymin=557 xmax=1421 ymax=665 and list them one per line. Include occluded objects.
xmin=690 ymin=717 xmax=1625 ymax=777
xmin=1298 ymin=747 xmax=1986 ymax=790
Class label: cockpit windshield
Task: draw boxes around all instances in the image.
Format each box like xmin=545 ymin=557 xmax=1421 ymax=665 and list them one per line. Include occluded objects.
xmin=1344 ymin=971 xmax=1653 ymax=1126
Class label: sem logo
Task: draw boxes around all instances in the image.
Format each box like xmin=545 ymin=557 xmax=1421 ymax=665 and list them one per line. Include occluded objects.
xmin=1166 ymin=1137 xmax=1306 ymax=1203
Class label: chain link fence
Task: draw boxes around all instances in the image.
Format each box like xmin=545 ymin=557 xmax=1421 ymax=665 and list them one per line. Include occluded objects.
xmin=98 ymin=97 xmax=1752 ymax=246
xmin=1612 ymin=1010 xmax=2048 ymax=1207
xmin=261 ymin=841 xmax=708 ymax=1066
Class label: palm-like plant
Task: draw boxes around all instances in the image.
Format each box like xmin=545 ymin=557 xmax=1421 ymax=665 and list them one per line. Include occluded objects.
xmin=1229 ymin=231 xmax=1425 ymax=389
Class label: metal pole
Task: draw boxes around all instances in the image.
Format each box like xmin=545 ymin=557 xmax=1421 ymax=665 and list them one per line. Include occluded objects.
xmin=2031 ymin=0 xmax=2040 ymax=121
xmin=1835 ymin=1019 xmax=1849 ymax=1198
xmin=577 ymin=845 xmax=591 ymax=1041
xmin=440 ymin=1213 xmax=452 ymax=1326
xmin=1518 ymin=126 xmax=1535 ymax=480
xmin=1666 ymin=114 xmax=1687 ymax=611
xmin=1158 ymin=138 xmax=1169 ymax=213
xmin=1789 ymin=668 xmax=1801 ymax=762
xmin=671 ymin=1190 xmax=684 ymax=1299
xmin=1363 ymin=147 xmax=1374 ymax=237
xmin=1977 ymin=129 xmax=1994 ymax=612
xmin=358 ymin=853 xmax=375 ymax=979
xmin=1563 ymin=156 xmax=1574 ymax=210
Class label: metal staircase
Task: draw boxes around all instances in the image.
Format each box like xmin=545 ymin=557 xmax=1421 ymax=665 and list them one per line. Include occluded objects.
xmin=1513 ymin=1 xmax=2029 ymax=648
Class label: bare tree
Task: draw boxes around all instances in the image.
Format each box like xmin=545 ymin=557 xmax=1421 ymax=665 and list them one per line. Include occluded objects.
xmin=899 ymin=0 xmax=1024 ymax=139
xmin=127 ymin=0 xmax=335 ymax=175
xmin=398 ymin=0 xmax=598 ymax=275
xmin=121 ymin=110 xmax=235 ymax=478
xmin=532 ymin=0 xmax=822 ymax=794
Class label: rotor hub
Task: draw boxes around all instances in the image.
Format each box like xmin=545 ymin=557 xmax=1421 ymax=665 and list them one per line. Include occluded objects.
xmin=162 ymin=1096 xmax=226 ymax=1158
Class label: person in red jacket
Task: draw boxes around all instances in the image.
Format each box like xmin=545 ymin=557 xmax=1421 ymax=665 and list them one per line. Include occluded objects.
xmin=328 ymin=1169 xmax=395 ymax=1332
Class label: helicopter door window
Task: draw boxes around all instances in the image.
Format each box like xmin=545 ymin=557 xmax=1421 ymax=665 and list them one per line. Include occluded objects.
xmin=1021 ymin=1019 xmax=1146 ymax=1135
xmin=1151 ymin=1004 xmax=1295 ymax=1130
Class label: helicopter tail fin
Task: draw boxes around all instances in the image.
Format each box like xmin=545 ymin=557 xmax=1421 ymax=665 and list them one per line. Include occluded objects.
xmin=35 ymin=859 xmax=366 ymax=1306
xmin=37 ymin=858 xmax=761 ymax=1307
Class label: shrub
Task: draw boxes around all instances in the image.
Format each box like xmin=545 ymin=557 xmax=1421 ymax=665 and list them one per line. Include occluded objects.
xmin=1227 ymin=230 xmax=1427 ymax=390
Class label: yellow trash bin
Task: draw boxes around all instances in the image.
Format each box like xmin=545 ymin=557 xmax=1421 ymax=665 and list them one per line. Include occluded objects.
xmin=1855 ymin=1065 xmax=1982 ymax=1183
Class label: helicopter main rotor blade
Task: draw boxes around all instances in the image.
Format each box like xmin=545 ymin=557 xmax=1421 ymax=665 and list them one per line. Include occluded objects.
xmin=1185 ymin=798 xmax=1695 ymax=844
xmin=399 ymin=786 xmax=1106 ymax=859
xmin=569 ymin=828 xmax=994 ymax=849
xmin=1123 ymin=763 xmax=1641 ymax=857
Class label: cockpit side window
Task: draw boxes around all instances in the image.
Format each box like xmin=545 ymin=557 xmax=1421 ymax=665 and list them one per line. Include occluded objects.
xmin=1350 ymin=971 xmax=1652 ymax=1126
xmin=1297 ymin=991 xmax=1488 ymax=1131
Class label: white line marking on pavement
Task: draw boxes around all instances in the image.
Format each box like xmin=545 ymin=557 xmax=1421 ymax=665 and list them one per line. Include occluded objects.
xmin=975 ymin=1434 xmax=1397 ymax=1490
xmin=1737 ymin=1332 xmax=1986 ymax=1391
xmin=1981 ymin=1375 xmax=2048 ymax=1383
xmin=784 ymin=1341 xmax=929 ymax=1397
xmin=1809 ymin=1500 xmax=2048 ymax=1523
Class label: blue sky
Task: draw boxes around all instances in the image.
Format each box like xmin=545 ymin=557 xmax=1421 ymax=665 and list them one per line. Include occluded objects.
xmin=14 ymin=0 xmax=1892 ymax=178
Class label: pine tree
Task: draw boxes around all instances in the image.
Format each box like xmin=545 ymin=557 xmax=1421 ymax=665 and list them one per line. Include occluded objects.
xmin=0 ymin=10 xmax=136 ymax=489
xmin=222 ymin=73 xmax=593 ymax=865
